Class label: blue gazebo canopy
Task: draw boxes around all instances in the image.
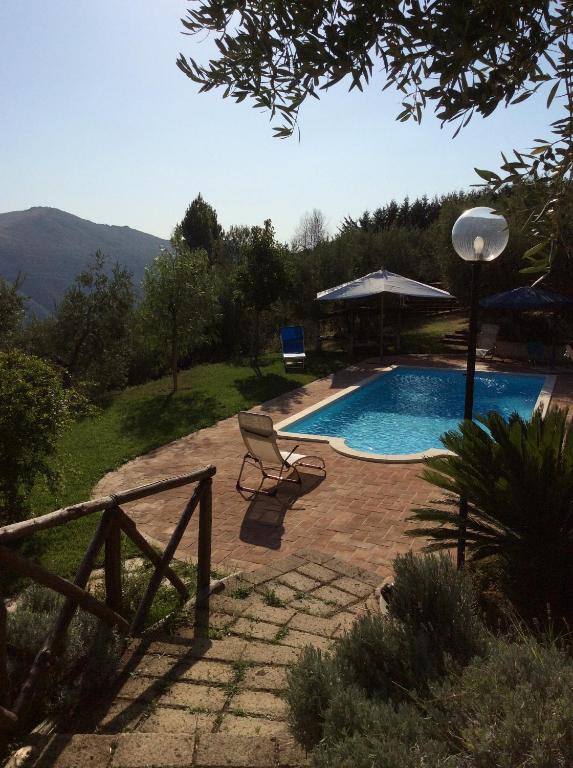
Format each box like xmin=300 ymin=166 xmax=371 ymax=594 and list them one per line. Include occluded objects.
xmin=480 ymin=285 xmax=573 ymax=310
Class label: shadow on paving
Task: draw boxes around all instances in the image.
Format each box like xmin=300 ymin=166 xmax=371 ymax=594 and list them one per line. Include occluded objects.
xmin=239 ymin=472 xmax=325 ymax=550
xmin=234 ymin=353 xmax=352 ymax=417
xmin=75 ymin=631 xmax=217 ymax=736
xmin=119 ymin=392 xmax=224 ymax=446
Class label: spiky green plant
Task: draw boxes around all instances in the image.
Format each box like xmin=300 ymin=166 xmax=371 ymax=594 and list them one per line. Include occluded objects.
xmin=408 ymin=408 xmax=573 ymax=625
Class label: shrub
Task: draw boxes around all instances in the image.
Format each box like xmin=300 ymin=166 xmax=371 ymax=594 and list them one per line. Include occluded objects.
xmin=285 ymin=647 xmax=341 ymax=749
xmin=409 ymin=408 xmax=573 ymax=626
xmin=0 ymin=350 xmax=85 ymax=524
xmin=390 ymin=552 xmax=486 ymax=665
xmin=335 ymin=613 xmax=435 ymax=700
xmin=335 ymin=554 xmax=486 ymax=700
xmin=430 ymin=634 xmax=573 ymax=767
xmin=319 ymin=687 xmax=451 ymax=766
xmin=287 ymin=554 xmax=486 ymax=749
xmin=286 ymin=555 xmax=573 ymax=768
xmin=314 ymin=733 xmax=456 ymax=768
xmin=7 ymin=585 xmax=123 ymax=716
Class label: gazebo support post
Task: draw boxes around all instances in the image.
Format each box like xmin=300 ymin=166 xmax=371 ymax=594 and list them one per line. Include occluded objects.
xmin=379 ymin=293 xmax=384 ymax=360
xmin=348 ymin=306 xmax=354 ymax=360
xmin=396 ymin=297 xmax=403 ymax=353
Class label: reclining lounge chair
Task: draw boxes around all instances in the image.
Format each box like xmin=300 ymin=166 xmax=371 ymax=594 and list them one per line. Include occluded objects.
xmin=527 ymin=341 xmax=546 ymax=366
xmin=476 ymin=323 xmax=499 ymax=359
xmin=236 ymin=411 xmax=325 ymax=497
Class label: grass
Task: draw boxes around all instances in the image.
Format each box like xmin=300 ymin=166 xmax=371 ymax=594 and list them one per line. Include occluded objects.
xmin=119 ymin=559 xmax=198 ymax=633
xmin=2 ymin=351 xmax=346 ymax=596
xmin=273 ymin=626 xmax=289 ymax=643
xmin=399 ymin=312 xmax=467 ymax=354
xmin=262 ymin=588 xmax=286 ymax=608
xmin=229 ymin=585 xmax=254 ymax=600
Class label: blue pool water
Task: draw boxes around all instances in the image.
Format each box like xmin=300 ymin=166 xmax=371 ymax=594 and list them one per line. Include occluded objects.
xmin=282 ymin=367 xmax=545 ymax=456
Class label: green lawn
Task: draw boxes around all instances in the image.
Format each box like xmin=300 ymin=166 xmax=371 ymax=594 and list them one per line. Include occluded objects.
xmin=3 ymin=352 xmax=346 ymax=594
xmin=399 ymin=312 xmax=467 ymax=354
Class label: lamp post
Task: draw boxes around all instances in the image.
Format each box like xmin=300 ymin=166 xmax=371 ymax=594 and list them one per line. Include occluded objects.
xmin=451 ymin=207 xmax=509 ymax=568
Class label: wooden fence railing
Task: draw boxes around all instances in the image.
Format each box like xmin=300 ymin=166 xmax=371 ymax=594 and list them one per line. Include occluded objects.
xmin=0 ymin=465 xmax=216 ymax=736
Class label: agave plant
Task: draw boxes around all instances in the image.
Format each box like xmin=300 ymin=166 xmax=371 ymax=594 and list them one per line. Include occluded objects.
xmin=408 ymin=408 xmax=573 ymax=625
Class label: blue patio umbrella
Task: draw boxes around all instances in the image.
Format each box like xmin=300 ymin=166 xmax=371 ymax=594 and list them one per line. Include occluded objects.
xmin=480 ymin=285 xmax=573 ymax=310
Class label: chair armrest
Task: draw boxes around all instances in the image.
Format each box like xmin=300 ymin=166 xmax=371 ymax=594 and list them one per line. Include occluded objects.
xmin=283 ymin=444 xmax=300 ymax=462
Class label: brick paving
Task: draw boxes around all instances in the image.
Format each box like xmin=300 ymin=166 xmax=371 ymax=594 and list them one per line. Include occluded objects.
xmin=24 ymin=550 xmax=381 ymax=768
xmin=94 ymin=355 xmax=573 ymax=580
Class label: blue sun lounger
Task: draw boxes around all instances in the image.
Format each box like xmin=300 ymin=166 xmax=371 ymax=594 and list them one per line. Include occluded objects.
xmin=280 ymin=326 xmax=306 ymax=371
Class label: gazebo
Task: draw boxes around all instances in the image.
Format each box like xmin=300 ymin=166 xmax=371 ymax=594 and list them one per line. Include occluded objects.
xmin=479 ymin=285 xmax=573 ymax=363
xmin=316 ymin=268 xmax=455 ymax=358
xmin=480 ymin=285 xmax=573 ymax=310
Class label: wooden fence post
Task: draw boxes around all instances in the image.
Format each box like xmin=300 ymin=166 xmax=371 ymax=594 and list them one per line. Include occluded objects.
xmin=194 ymin=478 xmax=213 ymax=638
xmin=0 ymin=601 xmax=8 ymax=709
xmin=196 ymin=478 xmax=213 ymax=610
xmin=0 ymin=705 xmax=18 ymax=731
xmin=105 ymin=507 xmax=122 ymax=614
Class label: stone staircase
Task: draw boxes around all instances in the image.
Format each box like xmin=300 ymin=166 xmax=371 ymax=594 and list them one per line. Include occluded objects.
xmin=441 ymin=327 xmax=469 ymax=353
xmin=11 ymin=550 xmax=380 ymax=768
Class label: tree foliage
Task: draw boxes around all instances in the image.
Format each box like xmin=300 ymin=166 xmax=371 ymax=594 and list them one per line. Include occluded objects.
xmin=0 ymin=350 xmax=84 ymax=524
xmin=179 ymin=1 xmax=554 ymax=136
xmin=292 ymin=209 xmax=328 ymax=252
xmin=0 ymin=273 xmax=26 ymax=349
xmin=50 ymin=251 xmax=135 ymax=393
xmin=341 ymin=195 xmax=442 ymax=234
xmin=178 ymin=1 xmax=571 ymax=274
xmin=473 ymin=3 xmax=573 ymax=277
xmin=140 ymin=234 xmax=218 ymax=391
xmin=234 ymin=219 xmax=286 ymax=365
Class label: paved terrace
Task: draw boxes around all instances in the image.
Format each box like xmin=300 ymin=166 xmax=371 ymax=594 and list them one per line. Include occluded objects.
xmin=95 ymin=356 xmax=573 ymax=579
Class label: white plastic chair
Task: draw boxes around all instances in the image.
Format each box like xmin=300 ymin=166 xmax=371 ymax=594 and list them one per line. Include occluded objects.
xmin=280 ymin=326 xmax=306 ymax=371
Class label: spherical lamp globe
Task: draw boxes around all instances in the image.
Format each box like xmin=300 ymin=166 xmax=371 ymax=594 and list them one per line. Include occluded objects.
xmin=451 ymin=206 xmax=509 ymax=262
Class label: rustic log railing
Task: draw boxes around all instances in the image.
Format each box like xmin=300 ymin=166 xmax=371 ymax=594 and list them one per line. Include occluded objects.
xmin=0 ymin=465 xmax=215 ymax=735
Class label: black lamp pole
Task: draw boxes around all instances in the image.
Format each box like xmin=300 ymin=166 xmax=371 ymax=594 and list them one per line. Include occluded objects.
xmin=457 ymin=260 xmax=482 ymax=569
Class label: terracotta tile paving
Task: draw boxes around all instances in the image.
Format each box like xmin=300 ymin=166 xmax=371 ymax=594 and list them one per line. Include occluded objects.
xmin=94 ymin=355 xmax=573 ymax=580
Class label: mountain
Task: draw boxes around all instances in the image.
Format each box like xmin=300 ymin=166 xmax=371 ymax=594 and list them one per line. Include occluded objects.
xmin=0 ymin=207 xmax=170 ymax=316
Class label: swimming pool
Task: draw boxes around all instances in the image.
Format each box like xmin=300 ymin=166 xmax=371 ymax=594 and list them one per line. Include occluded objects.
xmin=277 ymin=366 xmax=554 ymax=462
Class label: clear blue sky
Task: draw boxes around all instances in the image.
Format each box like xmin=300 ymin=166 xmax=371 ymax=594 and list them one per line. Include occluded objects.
xmin=0 ymin=1 xmax=557 ymax=243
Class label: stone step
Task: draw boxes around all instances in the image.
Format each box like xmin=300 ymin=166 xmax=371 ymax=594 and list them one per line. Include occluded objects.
xmin=20 ymin=732 xmax=310 ymax=768
xmin=6 ymin=551 xmax=379 ymax=768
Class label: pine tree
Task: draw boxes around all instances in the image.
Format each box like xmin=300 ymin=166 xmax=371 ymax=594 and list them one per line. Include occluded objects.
xmin=180 ymin=194 xmax=223 ymax=258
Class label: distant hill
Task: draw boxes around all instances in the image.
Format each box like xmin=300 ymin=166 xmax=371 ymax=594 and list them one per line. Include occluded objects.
xmin=0 ymin=207 xmax=170 ymax=317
